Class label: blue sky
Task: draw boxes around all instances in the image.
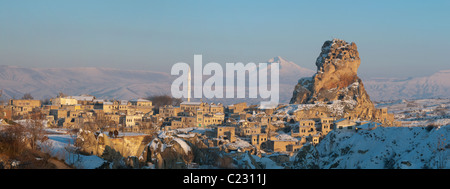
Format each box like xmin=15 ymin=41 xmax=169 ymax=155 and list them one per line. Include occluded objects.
xmin=0 ymin=0 xmax=449 ymax=78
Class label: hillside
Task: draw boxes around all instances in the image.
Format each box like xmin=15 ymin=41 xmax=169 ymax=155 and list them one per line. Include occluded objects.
xmin=294 ymin=125 xmax=449 ymax=169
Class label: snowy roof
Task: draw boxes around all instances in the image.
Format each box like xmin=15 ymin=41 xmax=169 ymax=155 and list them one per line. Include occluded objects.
xmin=130 ymin=98 xmax=150 ymax=102
xmin=335 ymin=119 xmax=356 ymax=126
xmin=69 ymin=95 xmax=95 ymax=101
xmin=274 ymin=133 xmax=298 ymax=142
xmin=181 ymin=101 xmax=202 ymax=105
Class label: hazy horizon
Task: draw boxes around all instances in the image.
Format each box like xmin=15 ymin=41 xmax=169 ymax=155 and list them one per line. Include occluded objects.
xmin=1 ymin=0 xmax=449 ymax=78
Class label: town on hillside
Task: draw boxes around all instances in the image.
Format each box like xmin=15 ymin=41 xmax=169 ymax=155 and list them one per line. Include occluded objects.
xmin=0 ymin=93 xmax=399 ymax=157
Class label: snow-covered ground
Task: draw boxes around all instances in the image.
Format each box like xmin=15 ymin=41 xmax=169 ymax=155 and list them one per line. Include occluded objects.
xmin=295 ymin=125 xmax=449 ymax=169
xmin=37 ymin=98 xmax=449 ymax=169
xmin=41 ymin=129 xmax=106 ymax=169
xmin=275 ymin=99 xmax=358 ymax=117
xmin=287 ymin=99 xmax=450 ymax=169
xmin=375 ymin=98 xmax=450 ymax=127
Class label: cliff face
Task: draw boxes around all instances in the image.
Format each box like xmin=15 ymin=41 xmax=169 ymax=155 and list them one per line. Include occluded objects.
xmin=290 ymin=39 xmax=376 ymax=120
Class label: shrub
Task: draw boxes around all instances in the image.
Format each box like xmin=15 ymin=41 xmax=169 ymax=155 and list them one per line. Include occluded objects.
xmin=0 ymin=125 xmax=28 ymax=157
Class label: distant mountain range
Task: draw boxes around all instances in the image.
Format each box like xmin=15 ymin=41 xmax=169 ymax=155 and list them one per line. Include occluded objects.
xmin=1 ymin=57 xmax=449 ymax=104
xmin=364 ymin=69 xmax=450 ymax=101
xmin=0 ymin=65 xmax=175 ymax=101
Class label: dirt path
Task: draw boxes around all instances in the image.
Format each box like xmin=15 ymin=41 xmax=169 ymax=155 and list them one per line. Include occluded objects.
xmin=48 ymin=158 xmax=73 ymax=169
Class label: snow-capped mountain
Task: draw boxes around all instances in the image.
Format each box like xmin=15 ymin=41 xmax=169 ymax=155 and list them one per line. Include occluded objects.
xmin=0 ymin=57 xmax=315 ymax=104
xmin=364 ymin=70 xmax=450 ymax=101
xmin=0 ymin=61 xmax=449 ymax=103
xmin=0 ymin=65 xmax=174 ymax=100
xmin=265 ymin=56 xmax=315 ymax=86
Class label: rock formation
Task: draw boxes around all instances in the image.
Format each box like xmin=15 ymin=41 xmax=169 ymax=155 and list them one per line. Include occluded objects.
xmin=290 ymin=39 xmax=393 ymax=123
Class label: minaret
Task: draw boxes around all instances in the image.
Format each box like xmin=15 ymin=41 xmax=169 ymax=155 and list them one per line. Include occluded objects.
xmin=187 ymin=66 xmax=191 ymax=102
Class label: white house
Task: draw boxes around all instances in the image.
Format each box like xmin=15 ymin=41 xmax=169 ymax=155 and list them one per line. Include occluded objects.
xmin=334 ymin=118 xmax=357 ymax=131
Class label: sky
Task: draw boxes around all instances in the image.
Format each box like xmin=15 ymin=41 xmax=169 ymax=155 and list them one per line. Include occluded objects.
xmin=0 ymin=0 xmax=449 ymax=78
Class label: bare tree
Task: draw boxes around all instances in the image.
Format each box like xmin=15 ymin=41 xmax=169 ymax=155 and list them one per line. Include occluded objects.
xmin=0 ymin=124 xmax=27 ymax=157
xmin=68 ymin=128 xmax=84 ymax=168
xmin=83 ymin=112 xmax=112 ymax=132
xmin=146 ymin=95 xmax=182 ymax=113
xmin=57 ymin=92 xmax=67 ymax=98
xmin=26 ymin=109 xmax=46 ymax=150
xmin=21 ymin=93 xmax=34 ymax=100
xmin=41 ymin=98 xmax=51 ymax=106
xmin=39 ymin=137 xmax=55 ymax=163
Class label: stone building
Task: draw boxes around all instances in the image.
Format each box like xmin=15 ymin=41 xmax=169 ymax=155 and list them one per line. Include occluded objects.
xmin=227 ymin=102 xmax=247 ymax=114
xmin=121 ymin=115 xmax=143 ymax=127
xmin=250 ymin=133 xmax=268 ymax=149
xmin=206 ymin=126 xmax=236 ymax=143
xmin=199 ymin=112 xmax=225 ymax=128
xmin=49 ymin=109 xmax=68 ymax=121
xmin=236 ymin=121 xmax=262 ymax=137
xmin=171 ymin=116 xmax=196 ymax=129
xmin=294 ymin=107 xmax=330 ymax=121
xmin=129 ymin=99 xmax=153 ymax=114
xmin=51 ymin=97 xmax=78 ymax=107
xmin=312 ymin=134 xmax=321 ymax=145
xmin=335 ymin=118 xmax=357 ymax=131
xmin=9 ymin=99 xmax=42 ymax=117
xmin=319 ymin=117 xmax=334 ymax=135
xmin=159 ymin=105 xmax=181 ymax=117
xmin=180 ymin=101 xmax=204 ymax=112
xmin=292 ymin=120 xmax=317 ymax=138
xmin=267 ymin=140 xmax=298 ymax=152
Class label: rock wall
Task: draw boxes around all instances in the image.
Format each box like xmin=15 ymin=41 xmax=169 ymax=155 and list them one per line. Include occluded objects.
xmin=290 ymin=39 xmax=370 ymax=104
xmin=76 ymin=130 xmax=152 ymax=159
xmin=290 ymin=39 xmax=391 ymax=123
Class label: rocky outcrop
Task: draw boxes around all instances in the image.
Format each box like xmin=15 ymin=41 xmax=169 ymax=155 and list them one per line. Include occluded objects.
xmin=142 ymin=134 xmax=195 ymax=169
xmin=76 ymin=129 xmax=153 ymax=168
xmin=76 ymin=129 xmax=152 ymax=158
xmin=140 ymin=130 xmax=261 ymax=169
xmin=290 ymin=39 xmax=379 ymax=121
